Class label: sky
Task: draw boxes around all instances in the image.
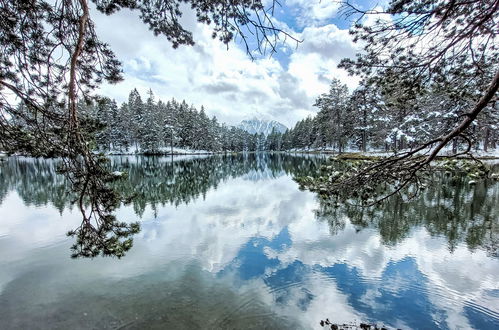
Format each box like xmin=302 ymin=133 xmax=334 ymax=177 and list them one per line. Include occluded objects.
xmin=92 ymin=0 xmax=381 ymax=128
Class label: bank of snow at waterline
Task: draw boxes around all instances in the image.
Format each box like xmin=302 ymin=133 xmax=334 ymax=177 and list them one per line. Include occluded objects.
xmin=286 ymin=147 xmax=499 ymax=159
xmin=99 ymin=146 xmax=219 ymax=156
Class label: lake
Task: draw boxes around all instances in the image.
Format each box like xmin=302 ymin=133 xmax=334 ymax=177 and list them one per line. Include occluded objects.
xmin=0 ymin=154 xmax=498 ymax=329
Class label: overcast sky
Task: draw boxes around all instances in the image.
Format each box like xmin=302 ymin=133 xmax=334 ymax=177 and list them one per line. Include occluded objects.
xmin=92 ymin=0 xmax=380 ymax=128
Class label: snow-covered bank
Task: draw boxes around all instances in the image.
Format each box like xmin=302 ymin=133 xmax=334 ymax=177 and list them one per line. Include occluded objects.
xmin=99 ymin=146 xmax=220 ymax=156
xmin=285 ymin=148 xmax=499 ymax=159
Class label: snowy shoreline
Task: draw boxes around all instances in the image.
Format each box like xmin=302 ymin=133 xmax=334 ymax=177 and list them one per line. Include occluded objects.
xmin=2 ymin=148 xmax=498 ymax=159
xmin=284 ymin=149 xmax=499 ymax=159
xmin=98 ymin=146 xmax=222 ymax=156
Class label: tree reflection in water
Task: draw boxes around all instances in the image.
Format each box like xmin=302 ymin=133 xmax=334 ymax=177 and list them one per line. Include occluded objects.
xmin=0 ymin=154 xmax=323 ymax=258
xmin=0 ymin=154 xmax=497 ymax=258
xmin=314 ymin=164 xmax=499 ymax=257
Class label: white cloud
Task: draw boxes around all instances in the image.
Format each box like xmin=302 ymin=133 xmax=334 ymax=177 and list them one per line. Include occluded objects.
xmin=286 ymin=0 xmax=341 ymax=27
xmin=299 ymin=24 xmax=357 ymax=62
xmin=287 ymin=24 xmax=361 ymax=97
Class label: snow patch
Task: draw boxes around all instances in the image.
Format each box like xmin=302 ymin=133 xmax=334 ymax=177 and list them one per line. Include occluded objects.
xmin=237 ymin=118 xmax=287 ymax=136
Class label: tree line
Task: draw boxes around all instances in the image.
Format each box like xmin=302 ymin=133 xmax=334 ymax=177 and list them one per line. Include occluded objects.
xmin=81 ymin=88 xmax=274 ymax=153
xmin=85 ymin=81 xmax=499 ymax=154
xmin=272 ymin=79 xmax=498 ymax=153
xmin=9 ymin=80 xmax=497 ymax=155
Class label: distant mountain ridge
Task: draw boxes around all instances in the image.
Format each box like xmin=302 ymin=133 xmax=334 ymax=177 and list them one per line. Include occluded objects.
xmin=237 ymin=118 xmax=287 ymax=136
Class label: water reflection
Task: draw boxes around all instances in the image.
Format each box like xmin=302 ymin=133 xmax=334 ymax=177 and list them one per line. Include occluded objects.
xmin=108 ymin=153 xmax=324 ymax=215
xmin=1 ymin=155 xmax=496 ymax=256
xmin=0 ymin=155 xmax=498 ymax=329
xmin=0 ymin=154 xmax=324 ymax=258
xmin=0 ymin=154 xmax=323 ymax=213
xmin=315 ymin=171 xmax=499 ymax=257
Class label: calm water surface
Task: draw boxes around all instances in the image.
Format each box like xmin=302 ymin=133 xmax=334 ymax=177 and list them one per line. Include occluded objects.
xmin=0 ymin=154 xmax=498 ymax=329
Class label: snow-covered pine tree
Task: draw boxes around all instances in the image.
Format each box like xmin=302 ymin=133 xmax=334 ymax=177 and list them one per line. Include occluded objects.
xmin=128 ymin=89 xmax=144 ymax=152
xmin=141 ymin=89 xmax=162 ymax=153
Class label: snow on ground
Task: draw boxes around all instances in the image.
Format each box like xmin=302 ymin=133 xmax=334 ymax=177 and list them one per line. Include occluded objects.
xmin=101 ymin=146 xmax=218 ymax=156
xmin=287 ymin=147 xmax=499 ymax=158
xmin=464 ymin=148 xmax=499 ymax=158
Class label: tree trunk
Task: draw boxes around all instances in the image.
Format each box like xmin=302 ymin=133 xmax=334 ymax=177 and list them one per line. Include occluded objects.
xmin=362 ymin=108 xmax=367 ymax=152
xmin=484 ymin=126 xmax=490 ymax=152
xmin=452 ymin=138 xmax=458 ymax=154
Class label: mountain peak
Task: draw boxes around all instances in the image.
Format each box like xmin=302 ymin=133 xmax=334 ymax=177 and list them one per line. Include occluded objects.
xmin=237 ymin=118 xmax=287 ymax=136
